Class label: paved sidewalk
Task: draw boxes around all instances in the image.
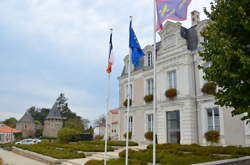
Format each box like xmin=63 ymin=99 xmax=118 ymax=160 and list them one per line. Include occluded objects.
xmin=0 ymin=149 xmax=46 ymax=165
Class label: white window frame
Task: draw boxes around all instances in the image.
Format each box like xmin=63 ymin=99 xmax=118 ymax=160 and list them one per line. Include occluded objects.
xmin=125 ymin=83 xmax=133 ymax=100
xmin=147 ymin=79 xmax=154 ymax=95
xmin=168 ymin=70 xmax=177 ymax=89
xmin=147 ymin=52 xmax=153 ymax=66
xmin=146 ymin=114 xmax=153 ymax=132
xmin=128 ymin=116 xmax=133 ymax=132
xmin=207 ymin=107 xmax=220 ymax=131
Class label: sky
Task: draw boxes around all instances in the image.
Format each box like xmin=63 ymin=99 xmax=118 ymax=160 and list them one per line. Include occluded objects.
xmin=0 ymin=0 xmax=213 ymax=122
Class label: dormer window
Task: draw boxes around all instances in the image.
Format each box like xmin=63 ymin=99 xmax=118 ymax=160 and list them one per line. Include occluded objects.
xmin=147 ymin=52 xmax=153 ymax=66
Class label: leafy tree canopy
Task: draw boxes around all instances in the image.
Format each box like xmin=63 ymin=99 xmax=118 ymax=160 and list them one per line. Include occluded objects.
xmin=3 ymin=117 xmax=17 ymax=128
xmin=199 ymin=0 xmax=250 ymax=120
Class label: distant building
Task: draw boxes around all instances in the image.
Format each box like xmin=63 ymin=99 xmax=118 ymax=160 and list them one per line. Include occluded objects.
xmin=43 ymin=102 xmax=63 ymax=137
xmin=107 ymin=109 xmax=120 ymax=140
xmin=16 ymin=111 xmax=36 ymax=137
xmin=94 ymin=125 xmax=105 ymax=138
xmin=0 ymin=125 xmax=21 ymax=143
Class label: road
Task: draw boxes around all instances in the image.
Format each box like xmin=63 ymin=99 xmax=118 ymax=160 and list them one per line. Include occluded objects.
xmin=0 ymin=148 xmax=46 ymax=165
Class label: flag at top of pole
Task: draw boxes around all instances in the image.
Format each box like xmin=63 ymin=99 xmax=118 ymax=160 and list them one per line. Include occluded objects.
xmin=106 ymin=29 xmax=113 ymax=73
xmin=129 ymin=20 xmax=145 ymax=67
xmin=155 ymin=0 xmax=192 ymax=30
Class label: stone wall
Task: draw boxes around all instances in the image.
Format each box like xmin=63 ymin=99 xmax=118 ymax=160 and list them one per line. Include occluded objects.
xmin=16 ymin=122 xmax=36 ymax=138
xmin=43 ymin=119 xmax=63 ymax=137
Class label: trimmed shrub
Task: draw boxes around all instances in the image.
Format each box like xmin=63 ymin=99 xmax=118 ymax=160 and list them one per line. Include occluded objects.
xmin=201 ymin=82 xmax=216 ymax=95
xmin=94 ymin=135 xmax=104 ymax=140
xmin=85 ymin=158 xmax=147 ymax=165
xmin=58 ymin=128 xmax=81 ymax=143
xmin=205 ymin=130 xmax=220 ymax=144
xmin=123 ymin=99 xmax=132 ymax=107
xmin=144 ymin=131 xmax=153 ymax=141
xmin=123 ymin=132 xmax=132 ymax=140
xmin=77 ymin=140 xmax=138 ymax=146
xmin=144 ymin=94 xmax=153 ymax=103
xmin=165 ymin=88 xmax=177 ymax=98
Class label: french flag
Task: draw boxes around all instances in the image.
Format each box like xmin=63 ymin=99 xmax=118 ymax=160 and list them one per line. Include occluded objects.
xmin=106 ymin=32 xmax=113 ymax=73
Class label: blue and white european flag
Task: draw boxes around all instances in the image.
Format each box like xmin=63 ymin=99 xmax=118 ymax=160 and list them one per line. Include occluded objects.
xmin=129 ymin=21 xmax=145 ymax=67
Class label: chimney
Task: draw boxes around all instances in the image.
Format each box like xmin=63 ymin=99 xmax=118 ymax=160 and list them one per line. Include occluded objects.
xmin=191 ymin=10 xmax=200 ymax=26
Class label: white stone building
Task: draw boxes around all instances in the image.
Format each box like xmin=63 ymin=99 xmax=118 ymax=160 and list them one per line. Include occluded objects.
xmin=117 ymin=11 xmax=250 ymax=146
xmin=107 ymin=109 xmax=120 ymax=140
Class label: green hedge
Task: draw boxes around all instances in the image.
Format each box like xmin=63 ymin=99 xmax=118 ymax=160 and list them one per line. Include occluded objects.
xmin=16 ymin=144 xmax=85 ymax=159
xmin=85 ymin=158 xmax=147 ymax=165
xmin=147 ymin=143 xmax=250 ymax=156
xmin=77 ymin=140 xmax=138 ymax=146
xmin=118 ymin=148 xmax=234 ymax=165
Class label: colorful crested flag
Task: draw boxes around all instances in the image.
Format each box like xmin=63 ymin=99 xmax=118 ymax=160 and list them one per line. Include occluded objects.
xmin=155 ymin=0 xmax=192 ymax=30
xmin=129 ymin=21 xmax=145 ymax=67
xmin=106 ymin=32 xmax=113 ymax=73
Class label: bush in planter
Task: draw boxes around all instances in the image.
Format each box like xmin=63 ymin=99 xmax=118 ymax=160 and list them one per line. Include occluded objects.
xmin=94 ymin=135 xmax=104 ymax=140
xmin=202 ymin=82 xmax=217 ymax=95
xmin=144 ymin=131 xmax=153 ymax=141
xmin=123 ymin=132 xmax=132 ymax=140
xmin=144 ymin=94 xmax=153 ymax=103
xmin=123 ymin=99 xmax=132 ymax=107
xmin=205 ymin=130 xmax=220 ymax=144
xmin=165 ymin=88 xmax=177 ymax=98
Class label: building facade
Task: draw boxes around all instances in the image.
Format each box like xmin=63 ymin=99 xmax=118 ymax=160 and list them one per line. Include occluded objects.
xmin=43 ymin=102 xmax=63 ymax=137
xmin=107 ymin=109 xmax=120 ymax=140
xmin=118 ymin=11 xmax=250 ymax=146
xmin=0 ymin=125 xmax=21 ymax=144
xmin=16 ymin=111 xmax=36 ymax=137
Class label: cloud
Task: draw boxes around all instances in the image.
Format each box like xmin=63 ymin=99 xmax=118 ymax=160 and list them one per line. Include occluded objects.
xmin=0 ymin=0 xmax=212 ymax=122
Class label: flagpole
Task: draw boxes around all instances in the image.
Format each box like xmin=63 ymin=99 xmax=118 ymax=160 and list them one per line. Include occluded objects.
xmin=104 ymin=28 xmax=112 ymax=165
xmin=125 ymin=16 xmax=133 ymax=165
xmin=152 ymin=1 xmax=157 ymax=165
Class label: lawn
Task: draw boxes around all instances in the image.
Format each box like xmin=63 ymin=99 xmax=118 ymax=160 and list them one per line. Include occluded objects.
xmin=86 ymin=143 xmax=250 ymax=165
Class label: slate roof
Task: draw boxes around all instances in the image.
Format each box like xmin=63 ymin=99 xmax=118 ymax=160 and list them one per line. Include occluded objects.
xmin=46 ymin=102 xmax=63 ymax=120
xmin=120 ymin=24 xmax=199 ymax=77
xmin=19 ymin=111 xmax=34 ymax=123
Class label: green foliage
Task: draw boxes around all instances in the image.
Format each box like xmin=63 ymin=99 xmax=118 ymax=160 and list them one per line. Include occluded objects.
xmin=144 ymin=94 xmax=153 ymax=103
xmin=205 ymin=130 xmax=220 ymax=143
xmin=77 ymin=140 xmax=138 ymax=146
xmin=58 ymin=128 xmax=81 ymax=143
xmin=165 ymin=88 xmax=177 ymax=98
xmin=16 ymin=141 xmax=114 ymax=154
xmin=123 ymin=132 xmax=132 ymax=140
xmin=199 ymin=0 xmax=250 ymax=120
xmin=94 ymin=135 xmax=104 ymax=140
xmin=28 ymin=107 xmax=50 ymax=125
xmin=144 ymin=131 xmax=153 ymax=141
xmin=40 ymin=136 xmax=57 ymax=140
xmin=85 ymin=158 xmax=147 ymax=165
xmin=16 ymin=143 xmax=85 ymax=159
xmin=64 ymin=118 xmax=84 ymax=132
xmin=0 ymin=143 xmax=14 ymax=151
xmin=202 ymin=82 xmax=217 ymax=95
xmin=3 ymin=117 xmax=17 ymax=128
xmin=147 ymin=143 xmax=250 ymax=156
xmin=123 ymin=99 xmax=132 ymax=107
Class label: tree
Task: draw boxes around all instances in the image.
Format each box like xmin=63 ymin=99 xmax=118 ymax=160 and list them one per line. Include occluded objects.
xmin=3 ymin=117 xmax=17 ymax=128
xmin=58 ymin=128 xmax=81 ymax=143
xmin=82 ymin=118 xmax=90 ymax=129
xmin=199 ymin=0 xmax=250 ymax=120
xmin=93 ymin=115 xmax=106 ymax=127
xmin=28 ymin=107 xmax=50 ymax=125
xmin=64 ymin=118 xmax=84 ymax=132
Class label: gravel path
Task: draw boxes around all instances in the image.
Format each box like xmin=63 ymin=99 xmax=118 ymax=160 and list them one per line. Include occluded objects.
xmin=0 ymin=149 xmax=46 ymax=165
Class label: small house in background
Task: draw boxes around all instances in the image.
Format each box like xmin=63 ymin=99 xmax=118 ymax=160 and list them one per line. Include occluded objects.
xmin=94 ymin=124 xmax=105 ymax=139
xmin=107 ymin=109 xmax=120 ymax=140
xmin=0 ymin=125 xmax=21 ymax=143
xmin=16 ymin=111 xmax=36 ymax=137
